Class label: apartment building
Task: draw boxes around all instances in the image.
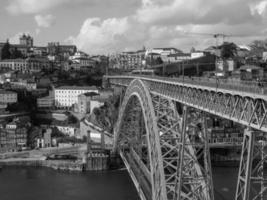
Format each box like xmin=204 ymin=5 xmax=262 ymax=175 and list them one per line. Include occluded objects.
xmin=54 ymin=86 xmax=98 ymax=108
xmin=0 ymin=90 xmax=17 ymax=104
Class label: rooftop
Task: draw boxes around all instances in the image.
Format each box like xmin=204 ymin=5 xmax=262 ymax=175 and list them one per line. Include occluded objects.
xmin=239 ymin=65 xmax=263 ymax=71
xmin=0 ymin=58 xmax=26 ymax=62
xmin=56 ymin=86 xmax=98 ymax=90
xmin=80 ymin=92 xmax=99 ymax=97
xmin=0 ymin=90 xmax=17 ymax=94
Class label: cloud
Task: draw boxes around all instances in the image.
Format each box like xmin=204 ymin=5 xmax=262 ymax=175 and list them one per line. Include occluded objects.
xmin=5 ymin=0 xmax=141 ymax=15
xmin=6 ymin=0 xmax=70 ymax=14
xmin=67 ymin=17 xmax=132 ymax=54
xmin=68 ymin=0 xmax=267 ymax=54
xmin=250 ymin=0 xmax=267 ymax=15
xmin=35 ymin=14 xmax=55 ymax=28
xmin=136 ymin=0 xmax=262 ymax=25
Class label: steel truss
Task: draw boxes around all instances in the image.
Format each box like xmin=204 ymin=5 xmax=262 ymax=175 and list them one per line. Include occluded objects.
xmin=108 ymin=76 xmax=267 ymax=200
xmin=107 ymin=76 xmax=267 ymax=132
xmin=235 ymin=129 xmax=267 ymax=200
xmin=114 ymin=79 xmax=214 ymax=200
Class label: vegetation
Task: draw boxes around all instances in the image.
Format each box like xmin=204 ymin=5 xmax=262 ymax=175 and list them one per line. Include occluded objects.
xmin=218 ymin=42 xmax=237 ymax=59
xmin=249 ymin=39 xmax=267 ymax=57
xmin=89 ymin=95 xmax=120 ymax=133
xmin=1 ymin=40 xmax=24 ymax=60
xmin=1 ymin=41 xmax=11 ymax=60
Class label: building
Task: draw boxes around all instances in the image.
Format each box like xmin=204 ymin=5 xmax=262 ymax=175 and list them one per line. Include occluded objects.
xmin=238 ymin=65 xmax=265 ymax=81
xmin=37 ymin=94 xmax=54 ymax=109
xmin=55 ymin=125 xmax=77 ymax=137
xmin=27 ymin=57 xmax=51 ymax=72
xmin=36 ymin=128 xmax=52 ymax=148
xmin=19 ymin=34 xmax=33 ymax=47
xmin=64 ymin=58 xmax=96 ymax=71
xmin=0 ymin=57 xmax=51 ymax=73
xmin=0 ymin=121 xmax=28 ymax=152
xmin=47 ymin=42 xmax=77 ymax=60
xmin=10 ymin=80 xmax=37 ymax=91
xmin=69 ymin=51 xmax=89 ymax=60
xmin=0 ymin=70 xmax=13 ymax=84
xmin=0 ymin=59 xmax=28 ymax=72
xmin=0 ymin=90 xmax=17 ymax=104
xmin=99 ymin=89 xmax=114 ymax=99
xmin=118 ymin=50 xmax=146 ymax=70
xmin=165 ymin=53 xmax=191 ymax=63
xmin=146 ymin=47 xmax=181 ymax=56
xmin=54 ymin=86 xmax=98 ymax=108
xmin=77 ymin=92 xmax=99 ymax=114
xmin=217 ymin=58 xmax=237 ymax=73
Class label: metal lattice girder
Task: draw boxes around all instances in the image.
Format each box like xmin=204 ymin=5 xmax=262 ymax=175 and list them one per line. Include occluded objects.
xmin=106 ymin=76 xmax=267 ymax=133
xmin=175 ymin=108 xmax=214 ymax=200
xmin=113 ymin=78 xmax=215 ymax=200
xmin=235 ymin=129 xmax=267 ymax=200
xmin=114 ymin=79 xmax=168 ymax=200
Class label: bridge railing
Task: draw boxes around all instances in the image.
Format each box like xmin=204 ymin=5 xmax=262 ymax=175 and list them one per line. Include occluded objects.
xmin=106 ymin=75 xmax=267 ymax=96
xmin=150 ymin=75 xmax=267 ymax=95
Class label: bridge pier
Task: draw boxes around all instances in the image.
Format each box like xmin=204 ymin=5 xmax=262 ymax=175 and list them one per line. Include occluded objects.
xmin=84 ymin=131 xmax=109 ymax=171
xmin=235 ymin=129 xmax=267 ymax=200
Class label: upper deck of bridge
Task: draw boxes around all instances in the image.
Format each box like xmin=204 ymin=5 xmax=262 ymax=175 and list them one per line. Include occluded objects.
xmin=105 ymin=75 xmax=267 ymax=100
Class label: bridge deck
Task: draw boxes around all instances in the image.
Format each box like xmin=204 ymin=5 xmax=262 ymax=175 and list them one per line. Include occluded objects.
xmin=106 ymin=75 xmax=267 ymax=100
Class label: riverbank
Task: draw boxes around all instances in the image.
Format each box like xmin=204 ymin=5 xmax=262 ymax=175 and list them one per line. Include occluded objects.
xmin=0 ymin=158 xmax=84 ymax=171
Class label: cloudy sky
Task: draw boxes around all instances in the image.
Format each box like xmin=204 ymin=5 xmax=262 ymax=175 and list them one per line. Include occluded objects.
xmin=1 ymin=0 xmax=267 ymax=54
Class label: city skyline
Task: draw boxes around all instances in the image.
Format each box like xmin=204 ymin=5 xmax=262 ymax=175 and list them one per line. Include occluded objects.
xmin=1 ymin=0 xmax=267 ymax=54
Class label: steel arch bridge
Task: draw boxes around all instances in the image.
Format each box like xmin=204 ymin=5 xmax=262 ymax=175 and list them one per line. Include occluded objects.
xmin=104 ymin=75 xmax=267 ymax=200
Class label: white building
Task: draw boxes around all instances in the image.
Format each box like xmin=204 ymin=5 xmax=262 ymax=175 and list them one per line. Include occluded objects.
xmin=54 ymin=86 xmax=98 ymax=108
xmin=55 ymin=125 xmax=77 ymax=137
xmin=0 ymin=59 xmax=28 ymax=72
xmin=146 ymin=48 xmax=181 ymax=57
xmin=0 ymin=90 xmax=17 ymax=104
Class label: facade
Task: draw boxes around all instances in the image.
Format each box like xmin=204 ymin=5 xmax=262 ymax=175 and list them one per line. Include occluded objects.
xmin=146 ymin=48 xmax=181 ymax=57
xmin=37 ymin=90 xmax=54 ymax=109
xmin=118 ymin=50 xmax=146 ymax=70
xmin=54 ymin=86 xmax=98 ymax=108
xmin=28 ymin=57 xmax=51 ymax=72
xmin=89 ymin=100 xmax=104 ymax=114
xmin=65 ymin=58 xmax=96 ymax=71
xmin=0 ymin=59 xmax=28 ymax=72
xmin=55 ymin=125 xmax=77 ymax=137
xmin=19 ymin=34 xmax=33 ymax=47
xmin=165 ymin=53 xmax=191 ymax=63
xmin=47 ymin=42 xmax=77 ymax=60
xmin=99 ymin=89 xmax=114 ymax=99
xmin=77 ymin=92 xmax=99 ymax=114
xmin=0 ymin=90 xmax=17 ymax=104
xmin=10 ymin=80 xmax=37 ymax=91
xmin=37 ymin=96 xmax=54 ymax=108
xmin=0 ymin=122 xmax=28 ymax=152
xmin=0 ymin=57 xmax=51 ymax=73
xmin=216 ymin=58 xmax=237 ymax=73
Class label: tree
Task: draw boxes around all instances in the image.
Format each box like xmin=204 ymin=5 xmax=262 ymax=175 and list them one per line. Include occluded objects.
xmin=10 ymin=47 xmax=23 ymax=59
xmin=219 ymin=42 xmax=237 ymax=59
xmin=1 ymin=40 xmax=11 ymax=59
xmin=249 ymin=39 xmax=267 ymax=57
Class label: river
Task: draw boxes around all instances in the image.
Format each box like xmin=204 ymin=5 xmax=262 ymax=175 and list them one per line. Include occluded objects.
xmin=0 ymin=166 xmax=261 ymax=200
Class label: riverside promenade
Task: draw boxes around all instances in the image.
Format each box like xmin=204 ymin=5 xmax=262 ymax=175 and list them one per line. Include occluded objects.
xmin=0 ymin=145 xmax=87 ymax=171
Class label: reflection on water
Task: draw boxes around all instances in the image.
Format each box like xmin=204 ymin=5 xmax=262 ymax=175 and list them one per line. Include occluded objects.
xmin=0 ymin=168 xmax=139 ymax=200
xmin=0 ymin=166 xmax=265 ymax=200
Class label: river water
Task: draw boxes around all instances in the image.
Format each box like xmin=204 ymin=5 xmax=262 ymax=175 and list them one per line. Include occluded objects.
xmin=0 ymin=166 xmax=260 ymax=200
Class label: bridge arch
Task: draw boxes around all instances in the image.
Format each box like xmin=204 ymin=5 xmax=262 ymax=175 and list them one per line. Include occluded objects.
xmin=114 ymin=79 xmax=167 ymax=200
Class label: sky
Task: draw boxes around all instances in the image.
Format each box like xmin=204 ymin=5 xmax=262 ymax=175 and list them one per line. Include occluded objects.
xmin=1 ymin=0 xmax=267 ymax=54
